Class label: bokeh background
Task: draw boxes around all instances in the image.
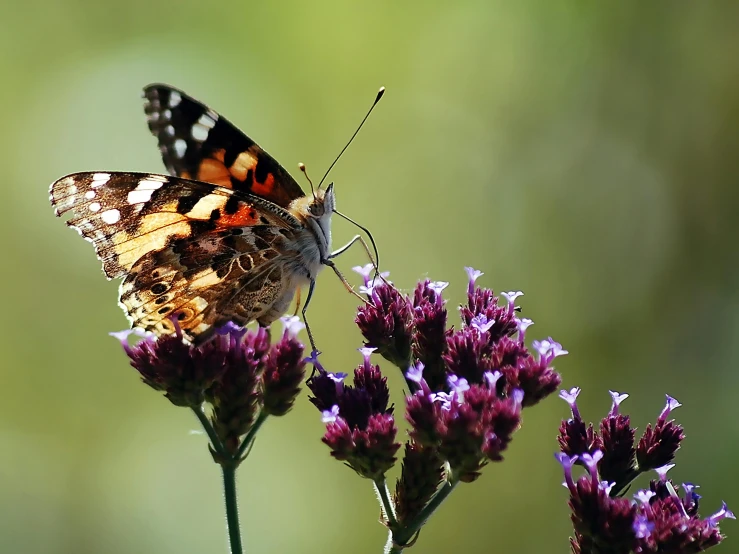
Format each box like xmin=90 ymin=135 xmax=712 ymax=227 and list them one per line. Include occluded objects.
xmin=2 ymin=2 xmax=739 ymax=553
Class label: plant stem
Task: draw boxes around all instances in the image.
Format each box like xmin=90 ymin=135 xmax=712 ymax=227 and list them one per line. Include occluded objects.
xmin=391 ymin=476 xmax=459 ymax=547
xmin=373 ymin=477 xmax=398 ymax=528
xmin=192 ymin=405 xmax=225 ymax=456
xmin=222 ymin=464 xmax=243 ymax=554
xmin=237 ymin=411 xmax=269 ymax=459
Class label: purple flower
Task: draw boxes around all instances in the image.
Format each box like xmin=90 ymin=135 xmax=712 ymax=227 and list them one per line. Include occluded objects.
xmin=322 ymin=405 xmax=340 ymax=423
xmin=261 ymin=321 xmax=307 ymax=416
xmin=406 ymin=362 xmax=425 ymax=384
xmin=608 ymin=390 xmax=629 ymax=416
xmin=412 ymin=279 xmax=450 ymax=389
xmin=556 ymin=388 xmax=731 ymax=553
xmin=356 ymin=281 xmax=414 ymax=370
xmin=308 ymin=351 xmax=399 ymax=480
xmin=111 ymin=321 xmax=230 ymax=408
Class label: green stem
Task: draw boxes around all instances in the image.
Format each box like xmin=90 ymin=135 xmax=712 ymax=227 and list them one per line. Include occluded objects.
xmin=391 ymin=476 xmax=459 ymax=547
xmin=222 ymin=464 xmax=243 ymax=554
xmin=373 ymin=477 xmax=398 ymax=528
xmin=237 ymin=411 xmax=269 ymax=459
xmin=192 ymin=405 xmax=225 ymax=456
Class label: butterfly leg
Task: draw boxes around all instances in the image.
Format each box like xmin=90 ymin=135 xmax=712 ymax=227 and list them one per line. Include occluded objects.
xmin=328 ymin=234 xmax=377 ymax=268
xmin=301 ymin=279 xmax=319 ymax=355
xmin=322 ymin=259 xmax=370 ymax=305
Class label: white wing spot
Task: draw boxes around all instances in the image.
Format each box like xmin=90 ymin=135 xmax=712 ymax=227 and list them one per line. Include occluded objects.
xmin=168 ymin=91 xmax=182 ymax=108
xmin=85 ymin=190 xmax=96 ymax=199
xmin=89 ymin=202 xmax=101 ymax=212
xmin=91 ymin=173 xmax=111 ymax=188
xmin=127 ymin=189 xmax=155 ymax=204
xmin=198 ymin=113 xmax=217 ymax=129
xmin=174 ymin=139 xmax=187 ymax=158
xmin=69 ymin=185 xmax=77 ymax=194
xmin=101 ymin=209 xmax=120 ymax=224
xmin=165 ymin=125 xmax=175 ymax=137
xmin=136 ymin=178 xmax=166 ymax=190
xmin=191 ymin=124 xmax=209 ymax=142
xmin=163 ymin=109 xmax=172 ymax=120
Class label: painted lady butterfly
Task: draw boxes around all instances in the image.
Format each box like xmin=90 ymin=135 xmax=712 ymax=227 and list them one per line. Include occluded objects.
xmin=50 ymin=84 xmax=381 ymax=349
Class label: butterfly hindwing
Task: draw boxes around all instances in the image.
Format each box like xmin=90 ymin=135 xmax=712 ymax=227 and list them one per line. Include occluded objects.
xmin=143 ymin=84 xmax=305 ymax=208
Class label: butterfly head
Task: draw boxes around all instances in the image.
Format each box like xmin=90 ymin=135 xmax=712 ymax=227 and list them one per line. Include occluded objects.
xmin=290 ymin=183 xmax=335 ymax=259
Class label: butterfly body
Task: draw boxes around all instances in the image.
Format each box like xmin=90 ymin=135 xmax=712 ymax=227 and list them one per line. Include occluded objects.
xmin=50 ymin=85 xmax=337 ymax=344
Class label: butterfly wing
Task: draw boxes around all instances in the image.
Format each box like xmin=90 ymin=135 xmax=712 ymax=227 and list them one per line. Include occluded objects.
xmin=142 ymin=84 xmax=306 ymax=208
xmin=50 ymin=171 xmax=306 ymax=341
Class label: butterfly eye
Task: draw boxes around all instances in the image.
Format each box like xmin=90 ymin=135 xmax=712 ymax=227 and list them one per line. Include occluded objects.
xmin=309 ymin=203 xmax=325 ymax=217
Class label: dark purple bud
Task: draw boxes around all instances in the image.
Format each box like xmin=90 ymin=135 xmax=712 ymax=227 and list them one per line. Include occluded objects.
xmin=412 ymin=280 xmax=450 ymax=389
xmin=599 ymin=411 xmax=636 ymax=492
xmin=207 ymin=326 xmax=270 ymax=454
xmin=111 ymin=322 xmax=228 ymax=408
xmin=261 ymin=317 xmax=307 ymax=416
xmin=442 ymin=326 xmax=494 ymax=389
xmin=356 ymin=282 xmax=414 ymax=370
xmin=322 ymin=413 xmax=400 ymax=480
xmin=637 ymin=398 xmax=685 ymax=472
xmin=393 ymin=442 xmax=444 ymax=526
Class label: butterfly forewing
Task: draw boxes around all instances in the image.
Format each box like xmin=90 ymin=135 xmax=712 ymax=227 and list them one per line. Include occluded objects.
xmin=50 ymin=171 xmax=311 ymax=342
xmin=143 ymin=84 xmax=305 ymax=208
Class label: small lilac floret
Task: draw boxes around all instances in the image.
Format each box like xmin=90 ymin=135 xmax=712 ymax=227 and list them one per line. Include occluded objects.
xmin=279 ymin=315 xmax=305 ymax=338
xmin=322 ymin=405 xmax=340 ymax=423
xmin=608 ymin=390 xmax=629 ymax=416
xmin=327 ymin=372 xmax=348 ymax=384
xmin=634 ymin=490 xmax=656 ymax=505
xmin=533 ymin=338 xmax=568 ymax=363
xmin=682 ymin=483 xmax=701 ymax=502
xmin=430 ymin=391 xmax=453 ymax=410
xmin=512 ymin=388 xmax=524 ymax=406
xmin=599 ymin=481 xmax=615 ymax=495
xmin=427 ymin=281 xmax=449 ymax=295
xmin=304 ymin=349 xmax=325 ymax=372
xmin=581 ymin=450 xmax=603 ymax=478
xmin=352 ymin=263 xmax=375 ymax=285
xmin=658 ymin=394 xmax=682 ymax=422
xmin=406 ymin=362 xmax=425 ymax=384
xmin=559 ymin=387 xmax=582 ymax=419
xmin=654 ymin=464 xmax=675 ymax=481
xmin=359 ymin=346 xmax=377 ymax=362
xmin=483 ymin=370 xmax=502 ymax=389
xmin=501 ymin=290 xmax=524 ymax=305
xmin=470 ymin=314 xmax=496 ymax=333
xmin=555 ymin=452 xmax=578 ymax=490
xmin=516 ymin=318 xmax=534 ymax=341
xmin=109 ymin=329 xmax=151 ymax=355
xmin=708 ymin=502 xmax=736 ymax=527
xmin=633 ymin=515 xmax=655 ymax=539
xmin=447 ymin=374 xmax=470 ymax=395
xmin=464 ymin=266 xmax=483 ymax=286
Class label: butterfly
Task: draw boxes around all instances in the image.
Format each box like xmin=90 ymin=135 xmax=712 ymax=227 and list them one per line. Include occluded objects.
xmin=49 ymin=84 xmax=381 ymax=349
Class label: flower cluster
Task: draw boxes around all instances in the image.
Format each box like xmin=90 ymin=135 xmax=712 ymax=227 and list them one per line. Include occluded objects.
xmin=308 ymin=266 xmax=564 ymax=542
xmin=112 ymin=316 xmax=306 ymax=457
xmin=557 ymin=389 xmax=734 ymax=553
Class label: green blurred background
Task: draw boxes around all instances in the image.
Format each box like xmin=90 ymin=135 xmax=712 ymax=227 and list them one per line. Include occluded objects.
xmin=2 ymin=1 xmax=739 ymax=553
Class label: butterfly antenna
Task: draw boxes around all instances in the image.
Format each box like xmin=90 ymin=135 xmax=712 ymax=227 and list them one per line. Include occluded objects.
xmin=317 ymin=86 xmax=385 ymax=190
xmin=299 ymin=162 xmax=316 ymax=198
xmin=334 ymin=209 xmax=380 ymax=274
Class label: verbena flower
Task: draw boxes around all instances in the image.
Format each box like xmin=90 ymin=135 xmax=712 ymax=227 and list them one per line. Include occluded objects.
xmin=112 ymin=316 xmax=307 ymax=456
xmin=313 ymin=267 xmax=564 ymax=544
xmin=556 ymin=389 xmax=733 ymax=553
xmin=306 ymin=347 xmax=399 ymax=480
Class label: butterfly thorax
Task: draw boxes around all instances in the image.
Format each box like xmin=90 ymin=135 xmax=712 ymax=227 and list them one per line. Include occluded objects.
xmin=287 ymin=184 xmax=335 ymax=276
